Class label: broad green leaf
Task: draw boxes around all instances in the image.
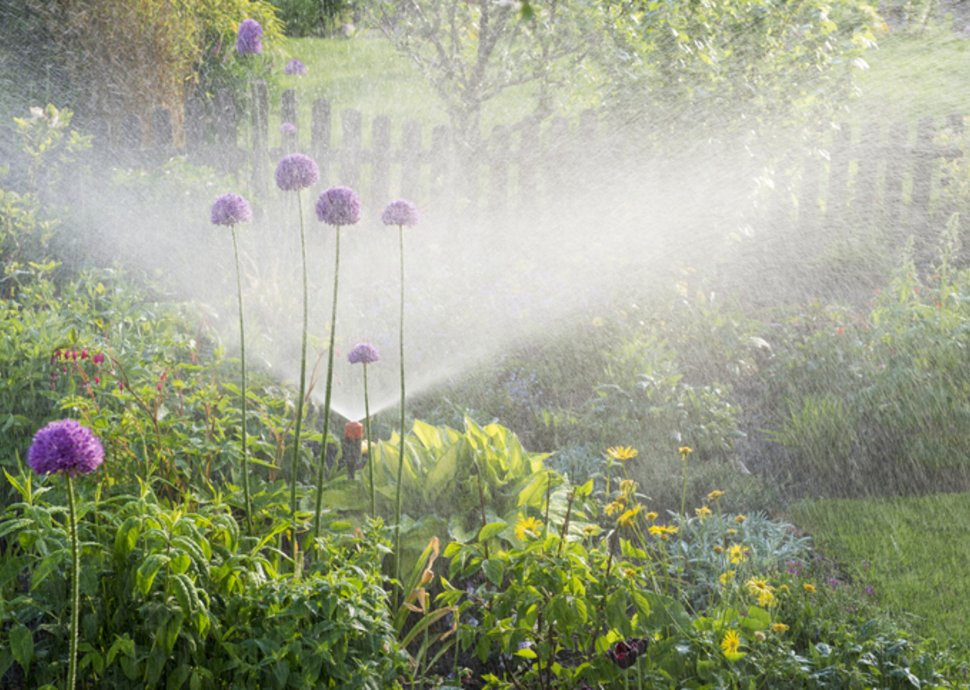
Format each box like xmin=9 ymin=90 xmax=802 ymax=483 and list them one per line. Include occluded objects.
xmin=9 ymin=624 xmax=33 ymax=672
xmin=482 ymin=558 xmax=505 ymax=587
xmin=136 ymin=553 xmax=169 ymax=595
xmin=478 ymin=521 xmax=507 ymax=542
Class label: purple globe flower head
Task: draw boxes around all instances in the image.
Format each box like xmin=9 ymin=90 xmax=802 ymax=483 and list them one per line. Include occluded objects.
xmin=316 ymin=186 xmax=361 ymax=226
xmin=381 ymin=199 xmax=419 ymax=227
xmin=284 ymin=59 xmax=308 ymax=75
xmin=348 ymin=342 xmax=380 ymax=365
xmin=275 ymin=153 xmax=319 ymax=192
xmin=28 ymin=419 xmax=104 ymax=476
xmin=280 ymin=122 xmax=297 ymax=136
xmin=236 ymin=18 xmax=263 ymax=55
xmin=210 ymin=193 xmax=253 ymax=226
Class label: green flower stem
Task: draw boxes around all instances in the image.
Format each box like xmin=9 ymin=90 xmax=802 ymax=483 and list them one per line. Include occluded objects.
xmin=394 ymin=224 xmax=407 ymax=603
xmin=290 ymin=191 xmax=310 ymax=558
xmin=231 ymin=226 xmax=253 ymax=534
xmin=313 ymin=225 xmax=341 ymax=539
xmin=363 ymin=363 xmax=375 ymax=516
xmin=66 ymin=474 xmax=80 ymax=690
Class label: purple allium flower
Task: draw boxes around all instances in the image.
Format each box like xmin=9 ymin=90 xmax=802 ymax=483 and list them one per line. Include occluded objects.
xmin=275 ymin=153 xmax=319 ymax=191
xmin=236 ymin=19 xmax=263 ymax=55
xmin=348 ymin=342 xmax=380 ymax=365
xmin=381 ymin=199 xmax=419 ymax=226
xmin=315 ymin=186 xmax=361 ymax=226
xmin=210 ymin=193 xmax=253 ymax=226
xmin=284 ymin=59 xmax=308 ymax=75
xmin=280 ymin=122 xmax=297 ymax=135
xmin=28 ymin=420 xmax=104 ymax=476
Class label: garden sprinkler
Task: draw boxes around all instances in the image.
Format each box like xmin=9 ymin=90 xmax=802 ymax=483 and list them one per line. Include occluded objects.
xmin=343 ymin=421 xmax=364 ymax=479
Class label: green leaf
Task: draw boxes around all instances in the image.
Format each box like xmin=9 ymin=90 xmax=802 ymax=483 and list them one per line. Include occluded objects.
xmin=136 ymin=553 xmax=169 ymax=595
xmin=478 ymin=521 xmax=507 ymax=542
xmin=31 ymin=550 xmax=67 ymax=590
xmin=411 ymin=419 xmax=441 ymax=449
xmin=9 ymin=624 xmax=33 ymax=672
xmin=482 ymin=558 xmax=506 ymax=587
xmin=514 ymin=646 xmax=537 ymax=659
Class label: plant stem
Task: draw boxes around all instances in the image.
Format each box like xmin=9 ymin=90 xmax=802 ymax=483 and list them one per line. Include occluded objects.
xmin=231 ymin=226 xmax=253 ymax=534
xmin=290 ymin=190 xmax=309 ymax=565
xmin=363 ymin=363 xmax=375 ymax=516
xmin=394 ymin=224 xmax=407 ymax=603
xmin=66 ymin=474 xmax=80 ymax=690
xmin=314 ymin=225 xmax=341 ymax=539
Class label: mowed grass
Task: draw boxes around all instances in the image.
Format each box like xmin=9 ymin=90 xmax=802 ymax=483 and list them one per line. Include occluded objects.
xmin=790 ymin=493 xmax=970 ymax=645
xmin=850 ymin=25 xmax=970 ymax=122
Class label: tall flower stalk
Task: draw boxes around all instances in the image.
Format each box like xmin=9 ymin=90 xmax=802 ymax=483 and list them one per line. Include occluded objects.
xmin=211 ymin=193 xmax=254 ymax=532
xmin=348 ymin=343 xmax=380 ymax=515
xmin=313 ymin=186 xmax=361 ymax=539
xmin=28 ymin=420 xmax=104 ymax=690
xmin=275 ymin=154 xmax=320 ymax=552
xmin=382 ymin=199 xmax=418 ymax=595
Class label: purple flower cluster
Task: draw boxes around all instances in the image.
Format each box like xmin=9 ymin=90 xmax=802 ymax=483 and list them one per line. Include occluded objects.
xmin=236 ymin=19 xmax=263 ymax=55
xmin=280 ymin=122 xmax=297 ymax=136
xmin=316 ymin=186 xmax=361 ymax=226
xmin=275 ymin=153 xmax=320 ymax=191
xmin=28 ymin=420 xmax=104 ymax=476
xmin=348 ymin=342 xmax=380 ymax=365
xmin=210 ymin=193 xmax=253 ymax=226
xmin=381 ymin=199 xmax=419 ymax=227
xmin=284 ymin=59 xmax=308 ymax=75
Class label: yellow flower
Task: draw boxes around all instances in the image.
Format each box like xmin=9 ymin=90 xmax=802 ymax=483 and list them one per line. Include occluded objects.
xmin=728 ymin=544 xmax=749 ymax=564
xmin=695 ymin=505 xmax=712 ymax=519
xmin=646 ymin=511 xmax=659 ymax=521
xmin=803 ymin=583 xmax=816 ymax=594
xmin=735 ymin=514 xmax=747 ymax=523
xmin=604 ymin=498 xmax=626 ymax=516
xmin=622 ymin=567 xmax=637 ymax=577
xmin=648 ymin=524 xmax=679 ymax=540
xmin=618 ymin=479 xmax=638 ymax=495
xmin=720 ymin=629 xmax=743 ymax=660
xmin=726 ymin=528 xmax=738 ymax=536
xmin=618 ymin=504 xmax=643 ymax=528
xmin=719 ymin=570 xmax=735 ymax=586
xmin=745 ymin=577 xmax=776 ymax=607
xmin=678 ymin=446 xmax=693 ymax=459
xmin=713 ymin=544 xmax=724 ymax=554
xmin=754 ymin=631 xmax=766 ymax=642
xmin=606 ymin=446 xmax=638 ymax=463
xmin=771 ymin=623 xmax=789 ymax=634
xmin=779 ymin=584 xmax=790 ymax=594
xmin=514 ymin=515 xmax=542 ymax=541
xmin=706 ymin=489 xmax=725 ymax=501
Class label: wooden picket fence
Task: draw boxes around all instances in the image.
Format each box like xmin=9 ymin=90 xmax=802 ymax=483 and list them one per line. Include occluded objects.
xmin=97 ymin=81 xmax=967 ymax=236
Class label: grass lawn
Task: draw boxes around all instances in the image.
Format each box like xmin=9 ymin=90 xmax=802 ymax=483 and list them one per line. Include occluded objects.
xmin=790 ymin=493 xmax=970 ymax=646
xmin=851 ymin=25 xmax=970 ymax=122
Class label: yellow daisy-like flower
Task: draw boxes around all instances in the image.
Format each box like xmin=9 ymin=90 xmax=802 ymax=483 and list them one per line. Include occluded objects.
xmin=803 ymin=583 xmax=816 ymax=594
xmin=695 ymin=505 xmax=712 ymax=519
xmin=735 ymin=514 xmax=747 ymax=523
xmin=720 ymin=629 xmax=743 ymax=659
xmin=713 ymin=544 xmax=724 ymax=554
xmin=646 ymin=511 xmax=659 ymax=521
xmin=604 ymin=498 xmax=627 ymax=516
xmin=719 ymin=570 xmax=735 ymax=586
xmin=771 ymin=623 xmax=789 ymax=634
xmin=618 ymin=479 xmax=638 ymax=496
xmin=706 ymin=489 xmax=725 ymax=501
xmin=606 ymin=446 xmax=638 ymax=463
xmin=745 ymin=577 xmax=777 ymax=607
xmin=726 ymin=528 xmax=738 ymax=536
xmin=648 ymin=524 xmax=679 ymax=540
xmin=618 ymin=504 xmax=643 ymax=528
xmin=728 ymin=544 xmax=749 ymax=564
xmin=678 ymin=446 xmax=693 ymax=459
xmin=514 ymin=515 xmax=542 ymax=541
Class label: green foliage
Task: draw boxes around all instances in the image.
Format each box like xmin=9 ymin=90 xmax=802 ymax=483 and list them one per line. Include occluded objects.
xmin=271 ymin=0 xmax=356 ymax=37
xmin=594 ymin=0 xmax=883 ymax=145
xmin=7 ymin=0 xmax=283 ymax=136
xmin=764 ymin=242 xmax=970 ymax=496
xmin=0 ymin=474 xmax=406 ymax=688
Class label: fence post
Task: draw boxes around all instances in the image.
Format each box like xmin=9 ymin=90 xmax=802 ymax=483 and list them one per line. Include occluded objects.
xmin=312 ymin=99 xmax=332 ymax=185
xmin=184 ymin=93 xmax=206 ymax=158
xmin=251 ymin=80 xmax=269 ymax=195
xmin=340 ymin=108 xmax=362 ymax=189
xmin=281 ymin=88 xmax=298 ymax=153
xmin=151 ymin=107 xmax=174 ymax=163
xmin=371 ymin=115 xmax=391 ymax=204
xmin=401 ymin=120 xmax=422 ymax=203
